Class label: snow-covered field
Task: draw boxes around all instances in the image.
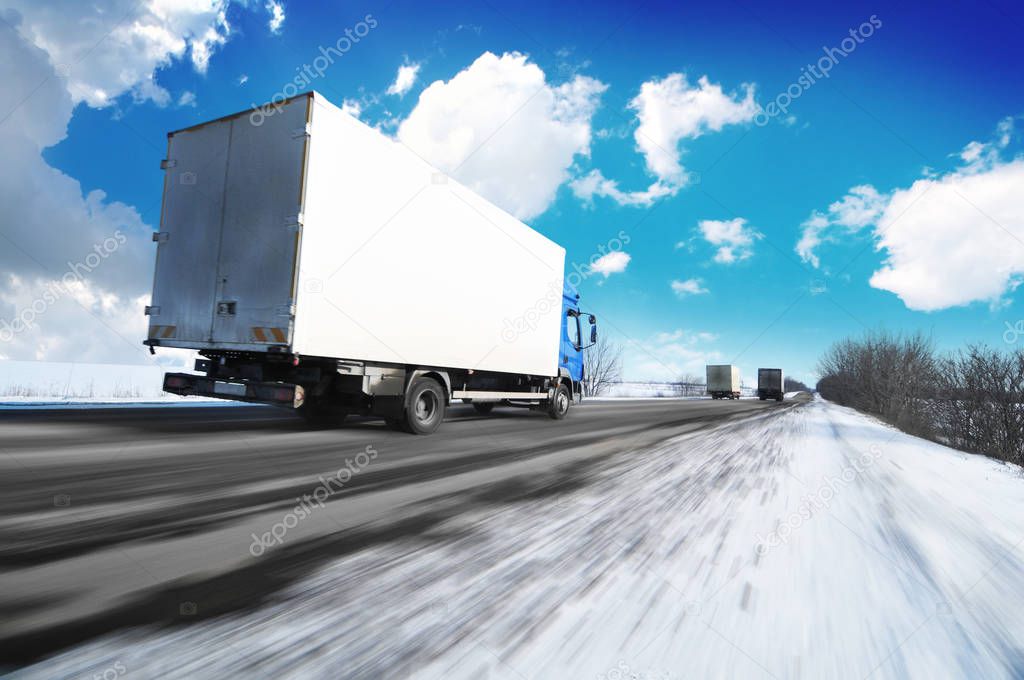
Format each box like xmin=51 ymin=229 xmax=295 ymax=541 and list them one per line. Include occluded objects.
xmin=14 ymin=397 xmax=1024 ymax=679
xmin=0 ymin=358 xmax=217 ymax=406
xmin=0 ymin=359 xmax=173 ymax=400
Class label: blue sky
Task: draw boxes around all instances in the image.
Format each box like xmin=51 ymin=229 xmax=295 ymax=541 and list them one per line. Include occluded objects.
xmin=2 ymin=0 xmax=1024 ymax=383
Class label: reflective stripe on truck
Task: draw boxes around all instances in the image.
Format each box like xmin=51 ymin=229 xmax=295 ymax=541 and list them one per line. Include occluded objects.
xmin=251 ymin=327 xmax=289 ymax=343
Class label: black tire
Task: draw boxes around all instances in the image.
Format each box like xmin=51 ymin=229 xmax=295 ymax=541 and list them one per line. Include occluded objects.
xmin=403 ymin=377 xmax=446 ymax=435
xmin=472 ymin=401 xmax=495 ymax=415
xmin=297 ymin=398 xmax=347 ymax=428
xmin=547 ymin=383 xmax=571 ymax=420
xmin=776 ymin=396 xmax=784 ymax=402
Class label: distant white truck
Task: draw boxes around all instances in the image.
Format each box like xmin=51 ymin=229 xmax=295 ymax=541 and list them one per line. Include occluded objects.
xmin=706 ymin=364 xmax=741 ymax=400
xmin=144 ymin=91 xmax=597 ymax=434
xmin=757 ymin=368 xmax=784 ymax=402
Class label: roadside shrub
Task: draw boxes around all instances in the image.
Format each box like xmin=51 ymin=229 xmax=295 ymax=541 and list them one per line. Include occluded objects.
xmin=934 ymin=346 xmax=1024 ymax=466
xmin=816 ymin=331 xmax=936 ymax=437
xmin=817 ymin=332 xmax=1024 ymax=466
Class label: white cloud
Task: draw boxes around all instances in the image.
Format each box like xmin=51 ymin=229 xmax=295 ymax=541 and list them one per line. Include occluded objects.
xmin=7 ymin=0 xmax=236 ymax=107
xmin=575 ymin=73 xmax=756 ymax=207
xmin=671 ymin=278 xmax=709 ymax=297
xmin=266 ymin=0 xmax=285 ymax=34
xmin=698 ymin=217 xmax=760 ymax=264
xmin=570 ymin=169 xmax=675 ymax=208
xmin=632 ymin=74 xmax=757 ymax=186
xmin=238 ymin=73 xmax=249 ymax=86
xmin=177 ymin=90 xmax=197 ymax=107
xmin=589 ymin=251 xmax=631 ymax=278
xmin=341 ymin=98 xmax=362 ymax=118
xmin=796 ymin=185 xmax=886 ymax=268
xmin=800 ymin=117 xmax=1024 ymax=311
xmin=871 ymin=158 xmax=1024 ymax=311
xmin=131 ymin=76 xmax=171 ymax=107
xmin=795 ymin=212 xmax=830 ymax=268
xmin=387 ymin=62 xmax=421 ymax=97
xmin=0 ymin=3 xmax=257 ymax=363
xmin=622 ymin=328 xmax=722 ymax=381
xmin=397 ymin=51 xmax=607 ymax=220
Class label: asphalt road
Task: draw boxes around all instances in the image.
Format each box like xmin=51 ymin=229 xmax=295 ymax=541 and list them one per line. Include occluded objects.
xmin=0 ymin=396 xmax=796 ymax=667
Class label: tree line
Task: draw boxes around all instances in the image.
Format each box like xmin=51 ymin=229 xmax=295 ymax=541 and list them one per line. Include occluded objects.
xmin=817 ymin=330 xmax=1024 ymax=466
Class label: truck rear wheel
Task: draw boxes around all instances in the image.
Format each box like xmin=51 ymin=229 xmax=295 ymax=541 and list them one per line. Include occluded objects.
xmin=472 ymin=402 xmax=495 ymax=415
xmin=403 ymin=377 xmax=446 ymax=435
xmin=547 ymin=383 xmax=570 ymax=420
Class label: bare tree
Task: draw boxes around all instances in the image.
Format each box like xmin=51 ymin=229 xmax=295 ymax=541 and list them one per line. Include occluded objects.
xmin=935 ymin=346 xmax=1024 ymax=466
xmin=816 ymin=330 xmax=936 ymax=436
xmin=582 ymin=336 xmax=623 ymax=397
xmin=818 ymin=332 xmax=1024 ymax=465
xmin=678 ymin=373 xmax=706 ymax=397
xmin=784 ymin=377 xmax=809 ymax=392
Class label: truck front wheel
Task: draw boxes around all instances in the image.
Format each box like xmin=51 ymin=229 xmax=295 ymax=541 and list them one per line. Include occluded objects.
xmin=547 ymin=384 xmax=571 ymax=420
xmin=403 ymin=377 xmax=446 ymax=435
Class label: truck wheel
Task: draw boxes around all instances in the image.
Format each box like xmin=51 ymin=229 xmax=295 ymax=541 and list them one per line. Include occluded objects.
xmin=297 ymin=399 xmax=347 ymax=428
xmin=547 ymin=384 xmax=570 ymax=420
xmin=403 ymin=377 xmax=446 ymax=435
xmin=472 ymin=402 xmax=495 ymax=415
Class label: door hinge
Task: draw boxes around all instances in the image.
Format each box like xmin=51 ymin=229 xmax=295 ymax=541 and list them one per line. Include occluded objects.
xmin=291 ymin=123 xmax=312 ymax=139
xmin=285 ymin=213 xmax=304 ymax=233
xmin=144 ymin=305 xmax=161 ymax=316
xmin=160 ymin=159 xmax=177 ymax=170
xmin=275 ymin=303 xmax=296 ymax=317
xmin=152 ymin=231 xmax=170 ymax=243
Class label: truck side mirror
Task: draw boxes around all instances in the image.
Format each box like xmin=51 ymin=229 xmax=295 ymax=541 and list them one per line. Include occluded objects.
xmin=590 ymin=324 xmax=598 ymax=343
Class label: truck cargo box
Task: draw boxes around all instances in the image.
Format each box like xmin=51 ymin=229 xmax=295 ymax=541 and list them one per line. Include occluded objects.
xmin=757 ymin=368 xmax=784 ymax=401
xmin=706 ymin=364 xmax=741 ymax=399
xmin=147 ymin=92 xmax=565 ymax=377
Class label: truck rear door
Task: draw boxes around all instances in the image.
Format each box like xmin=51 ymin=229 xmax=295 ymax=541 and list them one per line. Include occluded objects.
xmin=150 ymin=95 xmax=310 ymax=350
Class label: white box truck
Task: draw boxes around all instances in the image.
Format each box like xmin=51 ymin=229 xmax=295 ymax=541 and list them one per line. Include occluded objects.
xmin=757 ymin=368 xmax=784 ymax=401
xmin=145 ymin=92 xmax=597 ymax=434
xmin=706 ymin=364 xmax=741 ymax=400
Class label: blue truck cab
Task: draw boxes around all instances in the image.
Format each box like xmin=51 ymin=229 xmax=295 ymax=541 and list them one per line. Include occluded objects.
xmin=559 ymin=281 xmax=597 ymax=388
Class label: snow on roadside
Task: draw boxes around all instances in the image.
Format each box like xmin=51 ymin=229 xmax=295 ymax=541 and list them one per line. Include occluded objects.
xmin=0 ymin=358 xmax=229 ymax=407
xmin=0 ymin=358 xmax=187 ymax=401
xmin=0 ymin=396 xmax=232 ymax=409
xmin=14 ymin=398 xmax=1024 ymax=679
